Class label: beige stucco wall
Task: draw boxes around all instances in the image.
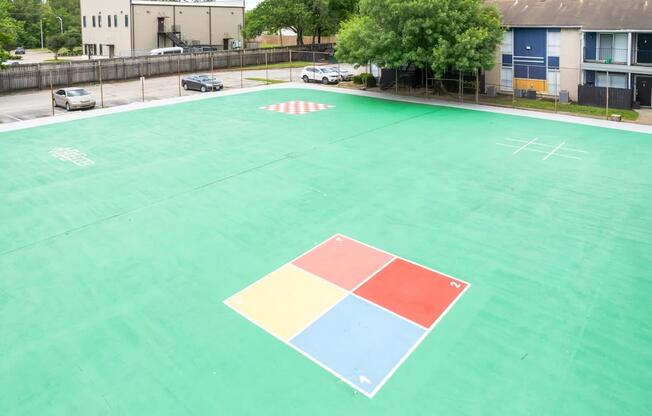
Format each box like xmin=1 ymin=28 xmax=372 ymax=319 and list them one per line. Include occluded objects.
xmin=559 ymin=28 xmax=581 ymax=100
xmin=484 ymin=47 xmax=502 ymax=92
xmin=132 ymin=4 xmax=244 ymax=53
xmin=80 ymin=0 xmax=132 ymax=57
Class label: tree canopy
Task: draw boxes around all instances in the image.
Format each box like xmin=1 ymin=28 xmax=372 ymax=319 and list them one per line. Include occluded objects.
xmin=0 ymin=0 xmax=20 ymax=65
xmin=244 ymin=0 xmax=358 ymax=45
xmin=6 ymin=0 xmax=81 ymax=50
xmin=335 ymin=0 xmax=503 ymax=75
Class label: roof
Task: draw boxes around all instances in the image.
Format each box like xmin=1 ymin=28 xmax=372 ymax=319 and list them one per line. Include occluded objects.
xmin=486 ymin=0 xmax=652 ymax=31
xmin=131 ymin=0 xmax=244 ymax=9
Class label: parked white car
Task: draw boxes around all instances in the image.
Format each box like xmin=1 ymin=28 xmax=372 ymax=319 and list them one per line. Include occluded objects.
xmin=326 ymin=66 xmax=353 ymax=81
xmin=52 ymin=88 xmax=96 ymax=111
xmin=301 ymin=66 xmax=341 ymax=84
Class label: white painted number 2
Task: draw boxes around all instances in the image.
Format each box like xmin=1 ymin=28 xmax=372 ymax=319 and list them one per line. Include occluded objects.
xmin=450 ymin=281 xmax=461 ymax=289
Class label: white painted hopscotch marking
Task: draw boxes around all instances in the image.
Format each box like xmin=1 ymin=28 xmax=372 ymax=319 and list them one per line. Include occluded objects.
xmin=49 ymin=147 xmax=95 ymax=167
xmin=496 ymin=138 xmax=587 ymax=161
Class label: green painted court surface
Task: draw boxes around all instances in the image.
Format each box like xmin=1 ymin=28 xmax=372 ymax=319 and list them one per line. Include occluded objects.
xmin=1 ymin=88 xmax=651 ymax=415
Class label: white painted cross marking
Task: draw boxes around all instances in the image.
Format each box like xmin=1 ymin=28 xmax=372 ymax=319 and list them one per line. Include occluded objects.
xmin=543 ymin=141 xmax=566 ymax=161
xmin=513 ymin=137 xmax=538 ymax=154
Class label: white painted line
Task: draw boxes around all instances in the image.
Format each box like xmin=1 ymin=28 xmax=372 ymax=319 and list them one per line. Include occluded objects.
xmin=543 ymin=141 xmax=566 ymax=161
xmin=504 ymin=138 xmax=588 ymax=153
xmin=223 ymin=299 xmax=374 ymax=398
xmin=512 ymin=137 xmax=538 ymax=154
xmin=496 ymin=143 xmax=582 ymax=160
xmin=223 ymin=233 xmax=472 ymax=398
xmin=368 ymin=282 xmax=471 ymax=397
xmin=351 ymin=293 xmax=428 ymax=331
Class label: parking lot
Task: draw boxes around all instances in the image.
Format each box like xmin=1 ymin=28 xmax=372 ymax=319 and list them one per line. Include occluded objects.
xmin=0 ymin=64 xmax=356 ymax=124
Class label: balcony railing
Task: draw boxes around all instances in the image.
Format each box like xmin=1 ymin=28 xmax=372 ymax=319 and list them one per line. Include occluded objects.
xmin=584 ymin=47 xmax=652 ymax=66
xmin=584 ymin=47 xmax=628 ymax=64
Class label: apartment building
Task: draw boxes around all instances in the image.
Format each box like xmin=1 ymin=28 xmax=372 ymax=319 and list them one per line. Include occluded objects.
xmin=485 ymin=0 xmax=652 ymax=106
xmin=80 ymin=0 xmax=245 ymax=58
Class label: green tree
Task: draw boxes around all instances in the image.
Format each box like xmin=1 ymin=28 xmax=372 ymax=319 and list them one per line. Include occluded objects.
xmin=0 ymin=0 xmax=20 ymax=66
xmin=46 ymin=32 xmax=66 ymax=58
xmin=244 ymin=0 xmax=312 ymax=45
xmin=244 ymin=0 xmax=357 ymax=45
xmin=336 ymin=0 xmax=503 ymax=76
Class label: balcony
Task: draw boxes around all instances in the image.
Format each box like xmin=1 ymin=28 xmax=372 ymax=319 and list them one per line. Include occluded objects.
xmin=584 ymin=47 xmax=628 ymax=65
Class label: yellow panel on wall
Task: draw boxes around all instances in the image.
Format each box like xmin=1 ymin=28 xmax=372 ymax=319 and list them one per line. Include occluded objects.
xmin=514 ymin=78 xmax=547 ymax=92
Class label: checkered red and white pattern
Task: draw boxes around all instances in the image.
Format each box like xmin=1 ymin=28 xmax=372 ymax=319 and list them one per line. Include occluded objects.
xmin=260 ymin=101 xmax=334 ymax=115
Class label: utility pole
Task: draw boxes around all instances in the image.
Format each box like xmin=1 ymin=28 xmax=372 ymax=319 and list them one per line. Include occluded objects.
xmin=40 ymin=19 xmax=44 ymax=48
xmin=56 ymin=17 xmax=64 ymax=34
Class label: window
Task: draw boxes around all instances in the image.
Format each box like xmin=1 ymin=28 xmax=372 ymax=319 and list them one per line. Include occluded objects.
xmin=595 ymin=72 xmax=627 ymax=88
xmin=83 ymin=16 xmax=86 ymax=28
xmin=108 ymin=15 xmax=111 ymax=27
xmin=547 ymin=31 xmax=560 ymax=57
xmin=500 ymin=67 xmax=513 ymax=91
xmin=114 ymin=15 xmax=118 ymax=28
xmin=98 ymin=15 xmax=102 ymax=28
xmin=501 ymin=31 xmax=513 ymax=55
xmin=547 ymin=70 xmax=560 ymax=94
xmin=99 ymin=44 xmax=103 ymax=55
xmin=125 ymin=15 xmax=129 ymax=27
xmin=92 ymin=16 xmax=96 ymax=27
xmin=598 ymin=34 xmax=628 ymax=63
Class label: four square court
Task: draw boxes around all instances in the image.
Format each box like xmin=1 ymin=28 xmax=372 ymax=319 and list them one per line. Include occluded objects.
xmin=224 ymin=235 xmax=470 ymax=397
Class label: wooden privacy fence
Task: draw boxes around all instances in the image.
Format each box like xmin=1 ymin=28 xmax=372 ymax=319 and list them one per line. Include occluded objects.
xmin=0 ymin=45 xmax=332 ymax=93
xmin=577 ymin=84 xmax=633 ymax=109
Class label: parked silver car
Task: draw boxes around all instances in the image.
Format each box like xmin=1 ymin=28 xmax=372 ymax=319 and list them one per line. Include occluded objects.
xmin=53 ymin=88 xmax=96 ymax=111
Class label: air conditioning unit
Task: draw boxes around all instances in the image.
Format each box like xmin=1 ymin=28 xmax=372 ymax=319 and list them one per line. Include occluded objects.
xmin=487 ymin=85 xmax=497 ymax=97
xmin=514 ymin=88 xmax=524 ymax=98
xmin=559 ymin=90 xmax=570 ymax=104
xmin=526 ymin=89 xmax=537 ymax=99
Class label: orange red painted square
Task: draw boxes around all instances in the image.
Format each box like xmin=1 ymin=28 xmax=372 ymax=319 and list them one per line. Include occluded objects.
xmin=292 ymin=235 xmax=394 ymax=290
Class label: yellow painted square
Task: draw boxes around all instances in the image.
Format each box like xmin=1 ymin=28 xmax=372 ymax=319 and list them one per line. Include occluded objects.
xmin=226 ymin=264 xmax=347 ymax=341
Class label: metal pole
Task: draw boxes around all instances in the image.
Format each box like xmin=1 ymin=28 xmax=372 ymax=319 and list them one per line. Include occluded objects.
xmin=40 ymin=20 xmax=44 ymax=49
xmin=606 ymin=71 xmax=610 ymax=118
xmin=98 ymin=61 xmax=104 ymax=108
xmin=210 ymin=52 xmax=214 ymax=83
xmin=475 ymin=68 xmax=479 ymax=104
xmin=56 ymin=16 xmax=63 ymax=34
xmin=177 ymin=55 xmax=181 ymax=96
xmin=240 ymin=49 xmax=244 ymax=88
xmin=554 ymin=71 xmax=558 ymax=112
xmin=313 ymin=52 xmax=316 ymax=82
xmin=425 ymin=67 xmax=428 ymax=95
xmin=141 ymin=76 xmax=145 ymax=102
xmin=395 ymin=67 xmax=398 ymax=94
xmin=265 ymin=51 xmax=269 ymax=85
xmin=289 ymin=50 xmax=293 ymax=82
xmin=458 ymin=71 xmax=462 ymax=102
xmin=50 ymin=71 xmax=54 ymax=116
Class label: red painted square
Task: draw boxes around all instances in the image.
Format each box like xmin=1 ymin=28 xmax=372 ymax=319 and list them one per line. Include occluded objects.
xmin=292 ymin=235 xmax=394 ymax=290
xmin=354 ymin=258 xmax=468 ymax=328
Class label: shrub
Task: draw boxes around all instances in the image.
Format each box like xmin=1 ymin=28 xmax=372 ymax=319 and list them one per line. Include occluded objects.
xmin=72 ymin=46 xmax=83 ymax=56
xmin=352 ymin=73 xmax=377 ymax=87
xmin=59 ymin=47 xmax=70 ymax=56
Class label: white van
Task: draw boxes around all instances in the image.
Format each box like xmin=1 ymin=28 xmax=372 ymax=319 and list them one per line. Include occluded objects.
xmin=149 ymin=47 xmax=183 ymax=56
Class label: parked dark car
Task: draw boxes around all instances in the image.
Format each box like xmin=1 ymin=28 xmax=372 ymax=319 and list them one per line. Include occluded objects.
xmin=181 ymin=74 xmax=224 ymax=92
xmin=15 ymin=46 xmax=26 ymax=55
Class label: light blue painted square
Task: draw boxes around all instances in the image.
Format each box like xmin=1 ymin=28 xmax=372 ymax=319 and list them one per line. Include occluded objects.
xmin=290 ymin=295 xmax=425 ymax=395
